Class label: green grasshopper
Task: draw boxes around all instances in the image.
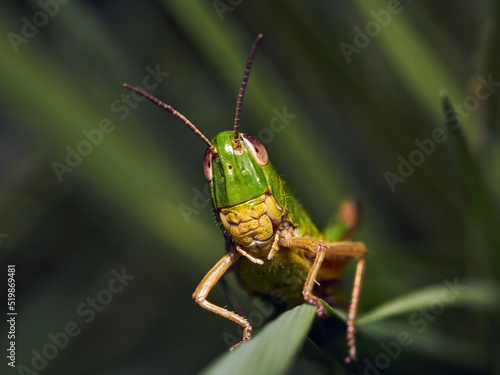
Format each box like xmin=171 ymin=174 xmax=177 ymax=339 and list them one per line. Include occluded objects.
xmin=124 ymin=34 xmax=366 ymax=362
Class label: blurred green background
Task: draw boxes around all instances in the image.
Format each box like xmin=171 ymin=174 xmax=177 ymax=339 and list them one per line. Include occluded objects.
xmin=1 ymin=0 xmax=499 ymax=374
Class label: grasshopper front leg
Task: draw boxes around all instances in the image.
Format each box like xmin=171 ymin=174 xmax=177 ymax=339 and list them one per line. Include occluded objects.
xmin=192 ymin=250 xmax=252 ymax=349
xmin=278 ymin=236 xmax=366 ymax=363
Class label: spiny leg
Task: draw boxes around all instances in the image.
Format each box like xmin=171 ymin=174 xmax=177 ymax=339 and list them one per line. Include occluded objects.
xmin=192 ymin=250 xmax=252 ymax=349
xmin=345 ymin=256 xmax=365 ymax=363
xmin=279 ymin=236 xmax=366 ymax=362
xmin=324 ymin=199 xmax=365 ymax=361
xmin=302 ymin=243 xmax=327 ymax=317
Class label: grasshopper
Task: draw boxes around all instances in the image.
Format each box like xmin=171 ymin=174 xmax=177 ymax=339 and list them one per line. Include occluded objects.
xmin=124 ymin=34 xmax=366 ymax=362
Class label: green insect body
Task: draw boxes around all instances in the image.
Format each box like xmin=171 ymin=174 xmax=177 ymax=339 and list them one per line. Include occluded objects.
xmin=124 ymin=34 xmax=366 ymax=363
xmin=211 ymin=132 xmax=354 ymax=306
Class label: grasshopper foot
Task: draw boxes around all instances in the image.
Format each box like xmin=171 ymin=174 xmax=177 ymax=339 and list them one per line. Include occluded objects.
xmin=314 ymin=302 xmax=327 ymax=318
xmin=229 ymin=325 xmax=252 ymax=351
xmin=344 ymin=321 xmax=357 ymax=363
xmin=345 ymin=346 xmax=356 ymax=363
xmin=303 ymin=291 xmax=326 ymax=317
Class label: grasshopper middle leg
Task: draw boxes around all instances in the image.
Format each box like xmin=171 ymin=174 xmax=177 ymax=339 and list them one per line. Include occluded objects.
xmin=279 ymin=236 xmax=367 ymax=362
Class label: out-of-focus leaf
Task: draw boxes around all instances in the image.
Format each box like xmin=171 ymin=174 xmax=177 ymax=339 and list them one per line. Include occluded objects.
xmin=358 ymin=279 xmax=499 ymax=326
xmin=442 ymin=93 xmax=500 ymax=279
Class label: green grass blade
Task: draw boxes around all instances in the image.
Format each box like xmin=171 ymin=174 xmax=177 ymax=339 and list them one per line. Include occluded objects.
xmin=358 ymin=279 xmax=500 ymax=326
xmin=442 ymin=93 xmax=500 ymax=279
xmin=322 ymin=300 xmax=347 ymax=322
xmin=360 ymin=320 xmax=488 ymax=367
xmin=199 ymin=304 xmax=317 ymax=375
xmin=352 ymin=0 xmax=464 ymax=124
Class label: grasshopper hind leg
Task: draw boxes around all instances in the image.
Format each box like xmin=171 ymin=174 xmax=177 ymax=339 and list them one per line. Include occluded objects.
xmin=325 ymin=200 xmax=365 ymax=363
xmin=325 ymin=200 xmax=365 ymax=362
xmin=278 ymin=200 xmax=366 ymax=362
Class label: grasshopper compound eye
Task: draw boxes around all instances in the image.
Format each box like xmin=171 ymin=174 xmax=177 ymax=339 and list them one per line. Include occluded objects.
xmin=203 ymin=147 xmax=214 ymax=181
xmin=241 ymin=133 xmax=269 ymax=166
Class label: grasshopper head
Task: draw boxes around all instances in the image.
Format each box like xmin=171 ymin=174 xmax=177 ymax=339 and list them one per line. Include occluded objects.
xmin=204 ymin=131 xmax=269 ymax=207
xmin=204 ymin=131 xmax=287 ymax=250
xmin=123 ymin=35 xmax=277 ymax=250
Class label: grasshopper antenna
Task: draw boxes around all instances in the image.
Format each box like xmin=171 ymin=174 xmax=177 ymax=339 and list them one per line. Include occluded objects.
xmin=123 ymin=83 xmax=216 ymax=153
xmin=233 ymin=33 xmax=263 ymax=146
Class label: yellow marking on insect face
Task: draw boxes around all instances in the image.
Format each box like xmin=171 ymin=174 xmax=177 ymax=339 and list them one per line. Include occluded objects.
xmin=225 ymin=197 xmax=267 ymax=225
xmin=219 ymin=192 xmax=284 ymax=250
xmin=238 ymin=219 xmax=260 ymax=233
